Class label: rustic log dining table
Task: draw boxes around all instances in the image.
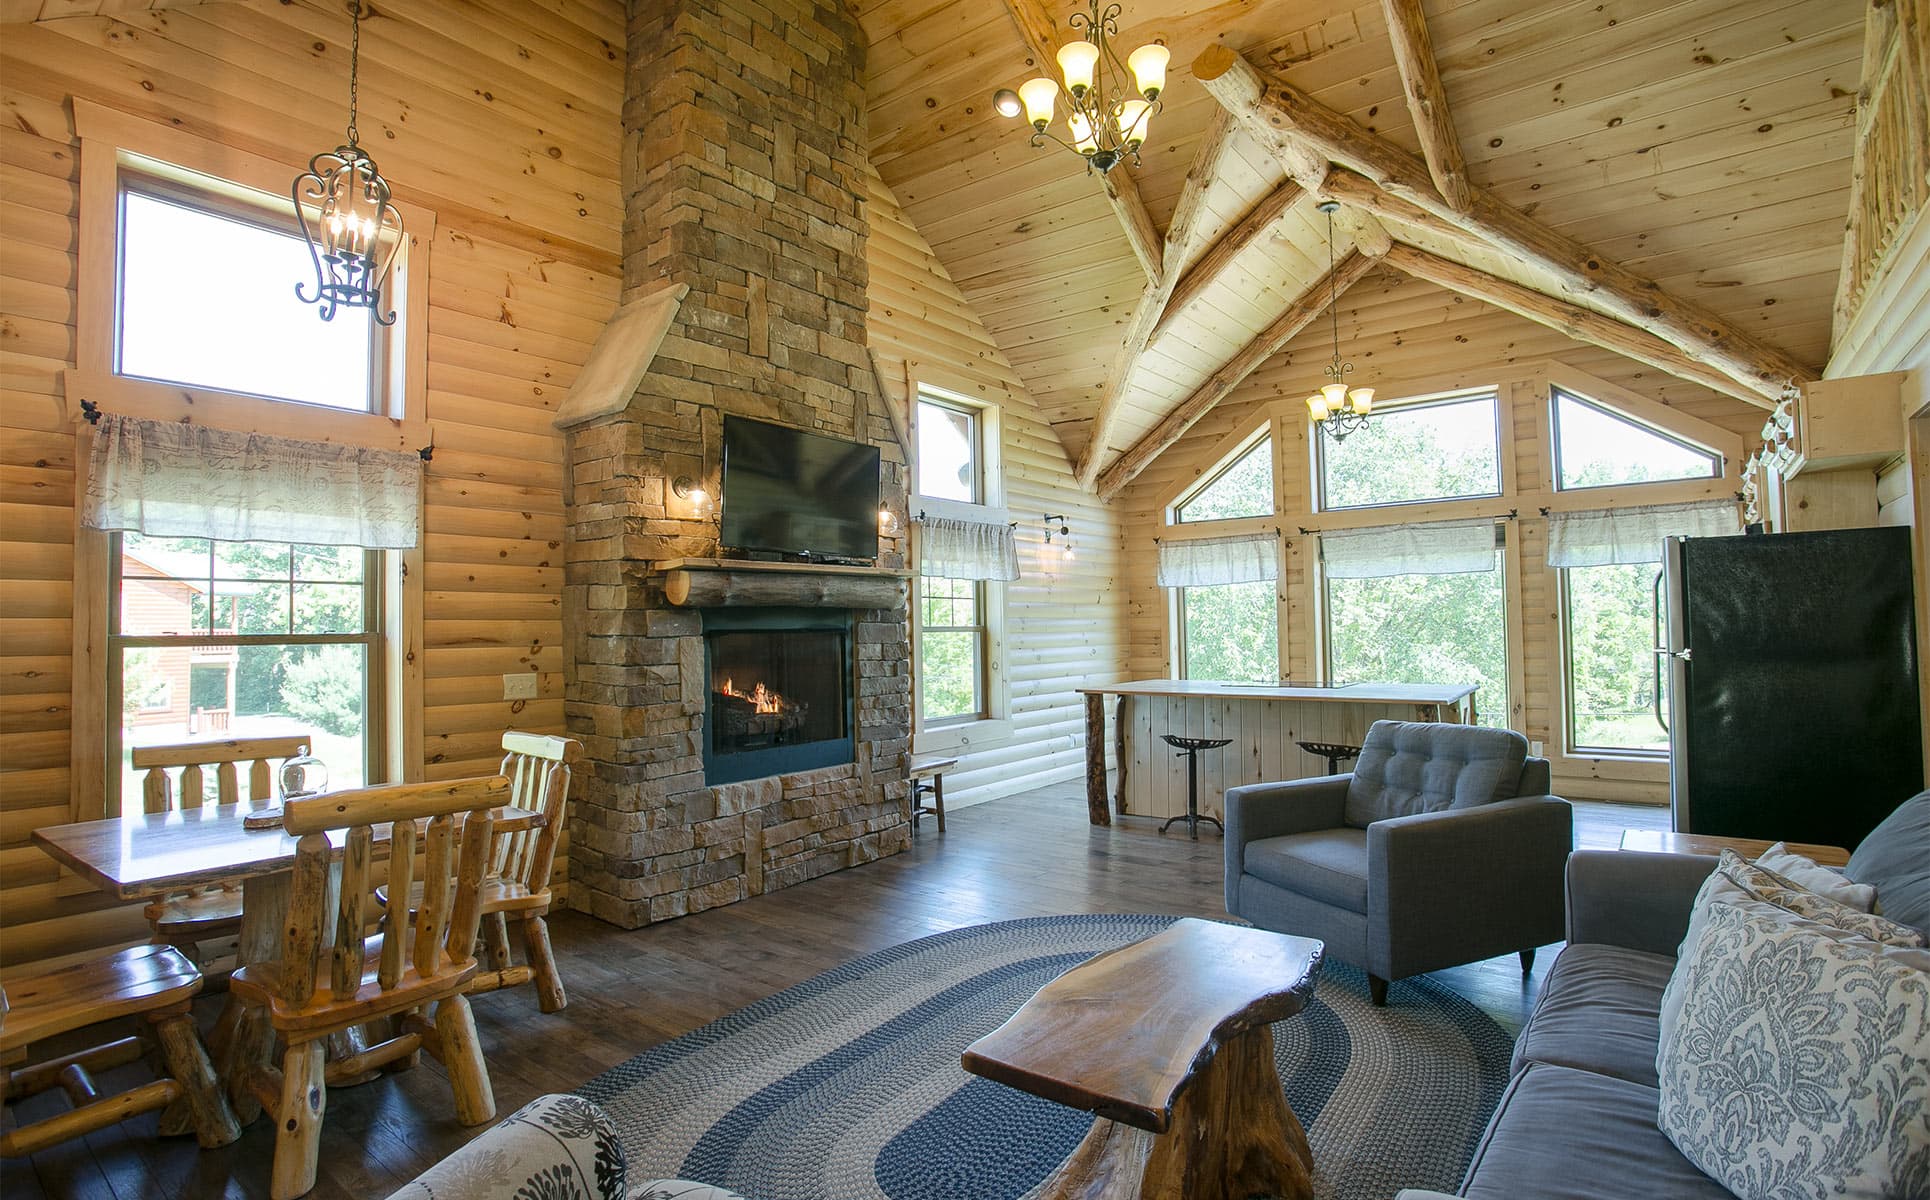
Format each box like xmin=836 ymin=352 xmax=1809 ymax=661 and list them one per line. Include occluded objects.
xmin=31 ymin=795 xmax=545 ymax=1129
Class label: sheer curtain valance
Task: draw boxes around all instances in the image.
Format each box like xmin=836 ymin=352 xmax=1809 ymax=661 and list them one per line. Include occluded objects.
xmin=1156 ymin=532 xmax=1279 ymax=588
xmin=918 ymin=514 xmax=1019 ymax=581
xmin=1546 ymin=500 xmax=1739 ymax=567
xmin=1320 ymin=518 xmax=1497 ymax=579
xmin=83 ymin=413 xmax=422 ymax=548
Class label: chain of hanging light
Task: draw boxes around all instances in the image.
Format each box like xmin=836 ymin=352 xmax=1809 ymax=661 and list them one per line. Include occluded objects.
xmin=293 ymin=1 xmax=404 ymax=325
xmin=1305 ymin=202 xmax=1374 ymax=439
xmin=992 ymin=1 xmax=1168 ymax=175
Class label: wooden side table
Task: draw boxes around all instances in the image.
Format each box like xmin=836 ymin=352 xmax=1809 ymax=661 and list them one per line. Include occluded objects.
xmin=963 ymin=918 xmax=1324 ymax=1200
xmin=909 ymin=755 xmax=956 ymax=834
xmin=1618 ymin=829 xmax=1851 ymax=867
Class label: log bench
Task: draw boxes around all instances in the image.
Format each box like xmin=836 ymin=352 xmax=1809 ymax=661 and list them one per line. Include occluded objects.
xmin=961 ymin=917 xmax=1324 ymax=1200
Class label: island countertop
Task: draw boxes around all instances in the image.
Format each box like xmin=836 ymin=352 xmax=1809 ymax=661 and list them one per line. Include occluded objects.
xmin=1077 ymin=679 xmax=1479 ymax=705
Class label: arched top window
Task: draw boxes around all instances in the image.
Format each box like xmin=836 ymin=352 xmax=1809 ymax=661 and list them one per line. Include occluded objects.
xmin=1552 ymin=387 xmax=1720 ymax=490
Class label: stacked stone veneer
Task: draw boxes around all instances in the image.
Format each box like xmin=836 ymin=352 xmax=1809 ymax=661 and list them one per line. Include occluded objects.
xmin=560 ymin=0 xmax=911 ymax=929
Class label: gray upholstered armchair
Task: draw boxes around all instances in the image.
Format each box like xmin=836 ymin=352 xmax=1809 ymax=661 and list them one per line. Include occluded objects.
xmin=1224 ymin=720 xmax=1572 ymax=1006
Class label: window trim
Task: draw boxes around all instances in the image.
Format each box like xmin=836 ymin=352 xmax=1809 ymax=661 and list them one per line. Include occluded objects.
xmin=1313 ymin=387 xmax=1505 ymax=514
xmin=1550 ymin=385 xmax=1722 ymax=493
xmin=67 ymin=100 xmax=428 ymax=824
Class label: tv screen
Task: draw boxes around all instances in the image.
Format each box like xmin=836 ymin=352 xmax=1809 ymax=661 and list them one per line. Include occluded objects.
xmin=719 ymin=415 xmax=881 ymax=563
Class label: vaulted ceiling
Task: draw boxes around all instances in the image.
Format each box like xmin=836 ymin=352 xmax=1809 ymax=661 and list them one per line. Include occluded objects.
xmin=857 ymin=0 xmax=1862 ymax=491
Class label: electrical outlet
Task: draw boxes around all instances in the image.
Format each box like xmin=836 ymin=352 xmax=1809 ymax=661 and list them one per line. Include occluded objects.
xmin=503 ymin=673 xmax=538 ymax=701
xmin=1530 ymin=740 xmax=1545 ymax=757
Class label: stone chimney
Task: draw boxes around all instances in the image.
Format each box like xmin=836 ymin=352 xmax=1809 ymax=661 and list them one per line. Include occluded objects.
xmin=557 ymin=0 xmax=910 ymax=929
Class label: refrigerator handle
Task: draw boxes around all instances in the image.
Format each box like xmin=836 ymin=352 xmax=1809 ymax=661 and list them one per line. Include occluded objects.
xmin=1652 ymin=567 xmax=1669 ymax=734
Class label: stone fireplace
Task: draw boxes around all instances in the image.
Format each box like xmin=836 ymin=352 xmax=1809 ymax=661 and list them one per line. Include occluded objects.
xmin=554 ymin=0 xmax=911 ymax=929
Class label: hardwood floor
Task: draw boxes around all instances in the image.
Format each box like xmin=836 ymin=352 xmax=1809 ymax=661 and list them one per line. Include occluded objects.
xmin=1 ymin=783 xmax=1668 ymax=1200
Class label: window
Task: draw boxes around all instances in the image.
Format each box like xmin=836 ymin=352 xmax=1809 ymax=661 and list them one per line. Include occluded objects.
xmin=918 ymin=576 xmax=986 ymax=723
xmin=111 ymin=532 xmax=378 ymax=811
xmin=1552 ymin=388 xmax=1719 ymax=490
xmin=1179 ymin=582 xmax=1279 ymax=682
xmin=1563 ymin=563 xmax=1667 ymax=753
xmin=1318 ymin=391 xmax=1501 ymax=510
xmin=1325 ymin=544 xmax=1508 ymax=728
xmin=117 ymin=181 xmax=381 ymax=411
xmin=916 ymin=397 xmax=980 ymax=503
xmin=1174 ymin=435 xmax=1273 ymax=523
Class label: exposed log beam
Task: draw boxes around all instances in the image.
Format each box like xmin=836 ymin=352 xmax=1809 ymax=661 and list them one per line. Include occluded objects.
xmin=1334 ymin=206 xmax=1393 ymax=258
xmin=1378 ymin=0 xmax=1472 ymax=213
xmin=1319 ymin=170 xmax=1488 ymax=255
xmin=1382 ymin=243 xmax=1773 ymax=409
xmin=1152 ymin=177 xmax=1311 ymax=343
xmin=1192 ymin=45 xmax=1816 ymax=403
xmin=1097 ymin=251 xmax=1375 ymax=499
xmin=1076 ymin=112 xmax=1241 ymax=488
xmin=1002 ymin=0 xmax=1162 ymax=282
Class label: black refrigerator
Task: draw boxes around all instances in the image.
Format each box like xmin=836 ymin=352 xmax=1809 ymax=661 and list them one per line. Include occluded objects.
xmin=1664 ymin=526 xmax=1923 ymax=849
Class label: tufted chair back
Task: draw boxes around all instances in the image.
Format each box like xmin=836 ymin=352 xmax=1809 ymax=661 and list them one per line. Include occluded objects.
xmin=1343 ymin=721 xmax=1536 ymax=829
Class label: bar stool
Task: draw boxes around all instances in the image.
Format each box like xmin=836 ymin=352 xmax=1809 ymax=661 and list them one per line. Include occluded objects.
xmin=1297 ymin=740 xmax=1362 ymax=776
xmin=910 ymin=755 xmax=957 ymax=834
xmin=1159 ymin=734 xmax=1231 ymax=840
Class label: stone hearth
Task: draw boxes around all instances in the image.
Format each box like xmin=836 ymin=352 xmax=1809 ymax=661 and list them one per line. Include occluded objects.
xmin=556 ymin=0 xmax=910 ymax=929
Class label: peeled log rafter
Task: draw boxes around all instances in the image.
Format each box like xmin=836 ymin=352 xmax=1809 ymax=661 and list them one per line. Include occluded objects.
xmin=1191 ymin=45 xmax=1817 ymax=404
xmin=1379 ymin=0 xmax=1473 ymax=213
xmin=1382 ymin=243 xmax=1772 ymax=408
xmin=1152 ymin=179 xmax=1309 ymax=343
xmin=1097 ymin=251 xmax=1375 ymax=499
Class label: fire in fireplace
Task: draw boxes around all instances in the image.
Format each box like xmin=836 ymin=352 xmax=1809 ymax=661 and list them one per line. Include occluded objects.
xmin=703 ymin=611 xmax=853 ymax=785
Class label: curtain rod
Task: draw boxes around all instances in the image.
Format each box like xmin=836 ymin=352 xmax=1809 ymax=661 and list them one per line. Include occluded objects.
xmin=80 ymin=398 xmax=435 ymax=460
xmin=1300 ymin=510 xmax=1516 ymax=535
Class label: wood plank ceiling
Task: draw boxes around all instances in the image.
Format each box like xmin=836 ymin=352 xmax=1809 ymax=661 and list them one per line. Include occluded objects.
xmin=858 ymin=0 xmax=1861 ymax=484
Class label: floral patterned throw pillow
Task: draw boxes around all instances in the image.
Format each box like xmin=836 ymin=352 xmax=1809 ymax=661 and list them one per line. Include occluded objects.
xmin=1656 ymin=894 xmax=1930 ymax=1200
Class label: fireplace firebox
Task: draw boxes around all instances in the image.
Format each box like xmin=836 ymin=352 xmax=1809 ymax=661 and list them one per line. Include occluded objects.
xmin=703 ymin=610 xmax=854 ymax=785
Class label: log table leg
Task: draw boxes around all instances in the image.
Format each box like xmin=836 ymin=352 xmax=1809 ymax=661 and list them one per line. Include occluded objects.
xmin=1084 ymin=691 xmax=1111 ymax=826
xmin=1035 ymin=1026 xmax=1313 ymax=1200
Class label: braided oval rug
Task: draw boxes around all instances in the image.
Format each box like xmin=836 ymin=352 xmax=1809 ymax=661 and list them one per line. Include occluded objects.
xmin=579 ymin=914 xmax=1514 ymax=1200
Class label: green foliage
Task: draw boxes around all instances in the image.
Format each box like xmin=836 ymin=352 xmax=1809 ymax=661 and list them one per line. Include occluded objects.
xmin=1182 ymin=582 xmax=1278 ymax=683
xmin=1320 ymin=396 xmax=1499 ymax=508
xmin=1177 ymin=438 xmax=1273 ymax=523
xmin=122 ymin=647 xmax=170 ymax=712
xmin=281 ymin=645 xmax=365 ymax=738
xmin=1565 ymin=562 xmax=1668 ymax=750
xmin=1554 ymin=392 xmax=1717 ymax=490
xmin=920 ymin=631 xmax=980 ymax=721
xmin=1327 ymin=567 xmax=1508 ymax=727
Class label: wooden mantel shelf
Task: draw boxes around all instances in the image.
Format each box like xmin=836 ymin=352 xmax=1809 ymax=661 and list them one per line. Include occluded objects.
xmin=655 ymin=558 xmax=910 ymax=609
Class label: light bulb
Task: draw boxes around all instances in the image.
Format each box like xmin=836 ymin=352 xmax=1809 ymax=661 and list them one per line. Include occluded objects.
xmin=878 ymin=505 xmax=894 ymax=530
xmin=1117 ymin=99 xmax=1152 ymax=149
xmin=1018 ymin=77 xmax=1059 ymax=129
xmin=1322 ymin=383 xmax=1348 ymax=409
xmin=1348 ymin=387 xmax=1374 ymax=414
xmin=1128 ymin=43 xmax=1169 ymax=99
xmin=1068 ymin=112 xmax=1099 ymax=156
xmin=993 ymin=88 xmax=1023 ymax=119
xmin=1057 ymin=40 xmax=1099 ymax=95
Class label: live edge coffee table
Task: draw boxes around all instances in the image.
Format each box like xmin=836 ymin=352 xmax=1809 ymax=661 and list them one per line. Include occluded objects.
xmin=962 ymin=918 xmax=1324 ymax=1200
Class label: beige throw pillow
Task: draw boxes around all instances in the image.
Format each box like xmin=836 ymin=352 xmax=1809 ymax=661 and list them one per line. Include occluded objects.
xmin=1755 ymin=842 xmax=1876 ymax=911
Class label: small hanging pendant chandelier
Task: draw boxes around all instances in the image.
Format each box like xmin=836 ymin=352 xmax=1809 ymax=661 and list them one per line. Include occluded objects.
xmin=293 ymin=1 xmax=403 ymax=325
xmin=1306 ymin=202 xmax=1373 ymax=440
xmin=991 ymin=0 xmax=1168 ymax=175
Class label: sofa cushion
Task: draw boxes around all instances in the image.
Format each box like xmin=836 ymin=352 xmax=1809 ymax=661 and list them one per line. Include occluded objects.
xmin=1846 ymin=790 xmax=1930 ymax=940
xmin=1459 ymin=1063 xmax=1733 ymax=1200
xmin=1512 ymin=943 xmax=1673 ymax=1088
xmin=1343 ymin=721 xmax=1530 ymax=828
xmin=1241 ymin=828 xmax=1369 ymax=913
xmin=1656 ymin=893 xmax=1930 ymax=1200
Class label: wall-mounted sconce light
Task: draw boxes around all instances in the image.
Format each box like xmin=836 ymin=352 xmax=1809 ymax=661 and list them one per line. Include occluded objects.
xmin=672 ymin=475 xmax=707 ymax=506
xmin=1044 ymin=513 xmax=1073 ymax=560
xmin=878 ymin=504 xmax=895 ymax=531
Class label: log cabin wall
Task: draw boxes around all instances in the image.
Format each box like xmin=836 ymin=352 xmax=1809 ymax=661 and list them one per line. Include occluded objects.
xmin=1115 ymin=267 xmax=1776 ymax=805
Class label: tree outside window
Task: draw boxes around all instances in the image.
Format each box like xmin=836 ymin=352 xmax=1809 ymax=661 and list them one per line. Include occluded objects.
xmin=1326 ymin=559 xmax=1509 ymax=727
xmin=1180 ymin=582 xmax=1278 ymax=682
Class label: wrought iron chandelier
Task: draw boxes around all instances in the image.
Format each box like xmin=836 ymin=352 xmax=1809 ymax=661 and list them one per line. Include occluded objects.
xmin=292 ymin=1 xmax=404 ymax=325
xmin=1306 ymin=202 xmax=1373 ymax=440
xmin=992 ymin=1 xmax=1168 ymax=175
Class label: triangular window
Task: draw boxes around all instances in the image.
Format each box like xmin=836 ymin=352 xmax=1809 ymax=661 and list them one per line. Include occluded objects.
xmin=1552 ymin=388 xmax=1720 ymax=490
xmin=1174 ymin=435 xmax=1273 ymax=523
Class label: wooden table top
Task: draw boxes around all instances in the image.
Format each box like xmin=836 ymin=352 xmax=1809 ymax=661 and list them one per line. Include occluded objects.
xmin=961 ymin=918 xmax=1324 ymax=1133
xmin=1076 ymin=678 xmax=1478 ymax=705
xmin=33 ymin=802 xmax=546 ymax=902
xmin=1618 ymin=829 xmax=1851 ymax=867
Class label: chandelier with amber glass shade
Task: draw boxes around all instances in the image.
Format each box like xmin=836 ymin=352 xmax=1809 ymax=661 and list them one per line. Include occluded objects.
xmin=992 ymin=1 xmax=1169 ymax=175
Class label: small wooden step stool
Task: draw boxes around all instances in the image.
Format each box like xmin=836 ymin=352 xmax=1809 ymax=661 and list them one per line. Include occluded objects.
xmin=910 ymin=756 xmax=957 ymax=834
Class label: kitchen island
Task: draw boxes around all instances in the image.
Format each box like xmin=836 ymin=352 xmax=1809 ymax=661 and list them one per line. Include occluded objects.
xmin=1075 ymin=680 xmax=1481 ymax=826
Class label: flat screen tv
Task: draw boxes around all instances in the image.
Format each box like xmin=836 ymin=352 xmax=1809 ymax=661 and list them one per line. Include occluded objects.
xmin=719 ymin=415 xmax=881 ymax=563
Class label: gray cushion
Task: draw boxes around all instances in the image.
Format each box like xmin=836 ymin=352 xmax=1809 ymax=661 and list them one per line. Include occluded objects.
xmin=1461 ymin=1064 xmax=1733 ymax=1200
xmin=1517 ymin=756 xmax=1551 ymax=797
xmin=1512 ymin=944 xmax=1673 ymax=1088
xmin=1242 ymin=828 xmax=1369 ymax=913
xmin=1846 ymin=790 xmax=1930 ymax=940
xmin=1344 ymin=721 xmax=1530 ymax=828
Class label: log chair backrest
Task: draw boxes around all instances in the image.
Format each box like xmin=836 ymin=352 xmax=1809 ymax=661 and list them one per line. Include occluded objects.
xmin=491 ymin=732 xmax=577 ymax=896
xmin=129 ymin=736 xmax=316 ymax=814
xmin=278 ymin=775 xmax=510 ymax=1008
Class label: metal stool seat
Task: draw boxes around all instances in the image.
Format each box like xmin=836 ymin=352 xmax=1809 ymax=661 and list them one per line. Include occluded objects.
xmin=1297 ymin=740 xmax=1363 ymax=776
xmin=1160 ymin=734 xmax=1231 ymax=840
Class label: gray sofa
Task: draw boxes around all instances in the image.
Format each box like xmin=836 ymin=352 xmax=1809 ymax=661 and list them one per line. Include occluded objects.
xmin=1225 ymin=720 xmax=1571 ymax=1004
xmin=1398 ymin=790 xmax=1930 ymax=1200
